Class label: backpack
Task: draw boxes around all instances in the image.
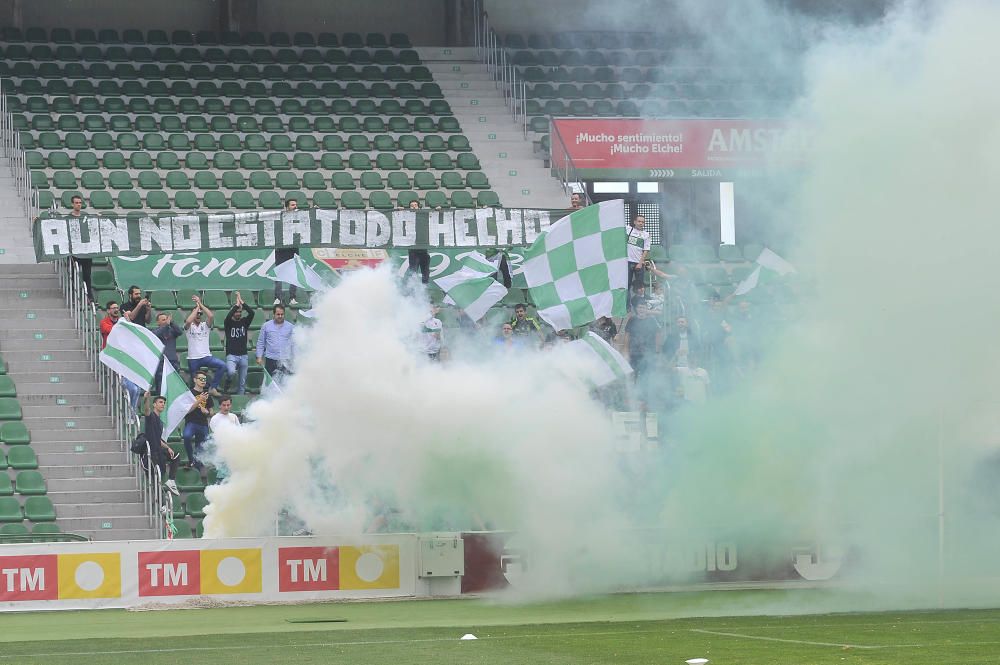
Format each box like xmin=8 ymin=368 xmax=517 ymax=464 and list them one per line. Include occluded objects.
xmin=130 ymin=432 xmax=149 ymax=456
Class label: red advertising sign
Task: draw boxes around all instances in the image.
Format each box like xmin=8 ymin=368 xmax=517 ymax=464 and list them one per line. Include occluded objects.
xmin=138 ymin=550 xmax=201 ymax=597
xmin=278 ymin=546 xmax=340 ymax=592
xmin=0 ymin=554 xmax=59 ymax=601
xmin=550 ymin=118 xmax=809 ymax=179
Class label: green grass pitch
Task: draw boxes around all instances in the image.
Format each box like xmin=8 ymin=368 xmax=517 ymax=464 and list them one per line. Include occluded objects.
xmin=1 ymin=590 xmax=998 ymax=664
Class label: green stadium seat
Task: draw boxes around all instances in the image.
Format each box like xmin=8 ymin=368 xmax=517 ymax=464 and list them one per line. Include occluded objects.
xmin=52 ymin=172 xmax=77 ymax=190
xmin=0 ymin=498 xmax=22 ymax=522
xmin=166 ymin=172 xmax=190 ymax=190
xmin=477 ymin=191 xmax=501 ymax=207
xmin=340 ymin=192 xmax=365 ymax=210
xmin=194 ymin=172 xmax=219 ymax=190
xmin=232 ymin=192 xmax=255 ymax=209
xmin=138 ymin=172 xmax=163 ymax=189
xmin=348 ymin=154 xmax=372 ymax=170
xmin=118 ymin=192 xmax=142 ymax=209
xmin=0 ymin=475 xmax=11 ymax=496
xmin=267 ymin=154 xmax=290 ymax=170
xmin=275 ymin=172 xmax=299 ymax=190
xmin=15 ymin=470 xmax=45 ymax=495
xmin=222 ymin=172 xmax=247 ymax=190
xmin=149 ymin=291 xmax=177 ymax=310
xmin=293 ymin=154 xmax=316 ymax=170
xmin=440 ymin=172 xmax=463 ymax=190
xmin=174 ymin=520 xmax=194 ymax=538
xmin=718 ymin=245 xmax=744 ymax=262
xmin=369 ymin=191 xmax=393 ymax=210
xmin=258 ymin=191 xmax=282 ymax=209
xmin=413 ymin=172 xmax=436 ymax=190
xmin=302 ymin=172 xmax=326 ymax=190
xmin=425 ymin=191 xmax=447 ymax=208
xmin=147 ymin=191 xmax=171 ymax=209
xmin=0 ymin=523 xmax=29 ymax=536
xmin=402 ymin=153 xmax=424 ymax=170
xmin=204 ymin=192 xmax=227 ymax=209
xmin=186 ymin=490 xmax=208 ymax=517
xmin=397 ymin=191 xmax=419 ymax=208
xmin=48 ymin=152 xmax=71 ymax=169
xmin=360 ymin=172 xmax=384 ymax=190
xmin=249 ymin=172 xmax=273 ymax=190
xmin=320 ymin=153 xmax=343 ymax=170
xmin=466 ymin=172 xmax=490 ymax=189
xmin=451 ymin=191 xmax=475 ymax=208
xmin=32 ymin=523 xmax=61 ymax=535
xmin=449 ymin=136 xmax=472 ymax=152
xmin=332 ymin=173 xmax=355 ymax=190
xmin=240 ymin=154 xmax=264 ymax=170
xmin=457 ymin=153 xmax=482 ymax=170
xmin=313 ymin=192 xmax=336 ymax=208
xmin=397 ymin=135 xmax=420 ymax=152
xmin=24 ymin=496 xmax=55 ymax=522
xmin=429 ymin=154 xmax=452 ymax=170
xmin=91 ymin=191 xmax=115 ymax=209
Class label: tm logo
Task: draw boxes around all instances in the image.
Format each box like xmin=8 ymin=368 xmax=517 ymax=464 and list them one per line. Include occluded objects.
xmin=648 ymin=169 xmax=675 ymax=178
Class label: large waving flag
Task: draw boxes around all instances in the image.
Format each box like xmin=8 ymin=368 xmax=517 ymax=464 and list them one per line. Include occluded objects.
xmin=733 ymin=247 xmax=797 ymax=296
xmin=434 ymin=251 xmax=509 ymax=322
xmin=99 ymin=320 xmax=164 ymax=390
xmin=570 ymin=332 xmax=633 ymax=386
xmin=160 ymin=360 xmax=196 ymax=438
xmin=272 ymin=254 xmax=327 ymax=291
xmin=521 ymin=200 xmax=627 ymax=331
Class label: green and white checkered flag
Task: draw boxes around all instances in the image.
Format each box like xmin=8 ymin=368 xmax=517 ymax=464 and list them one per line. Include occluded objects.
xmin=521 ymin=200 xmax=628 ymax=331
xmin=434 ymin=251 xmax=508 ymax=322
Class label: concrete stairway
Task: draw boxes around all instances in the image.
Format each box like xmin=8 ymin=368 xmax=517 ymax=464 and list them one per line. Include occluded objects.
xmin=0 ymin=156 xmax=37 ymax=264
xmin=418 ymin=47 xmax=569 ymax=210
xmin=0 ymin=264 xmax=158 ymax=540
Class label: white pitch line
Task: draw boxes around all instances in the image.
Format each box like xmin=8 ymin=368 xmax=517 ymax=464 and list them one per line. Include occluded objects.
xmin=689 ymin=628 xmax=922 ymax=650
xmin=4 ymin=628 xmax=670 ymax=659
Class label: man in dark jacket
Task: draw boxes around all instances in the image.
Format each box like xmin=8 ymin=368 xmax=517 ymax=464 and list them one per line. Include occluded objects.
xmin=224 ymin=291 xmax=255 ymax=395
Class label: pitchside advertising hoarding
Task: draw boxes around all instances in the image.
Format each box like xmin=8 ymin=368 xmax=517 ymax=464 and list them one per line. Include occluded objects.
xmin=550 ymin=118 xmax=811 ymax=179
xmin=0 ymin=536 xmax=413 ymax=610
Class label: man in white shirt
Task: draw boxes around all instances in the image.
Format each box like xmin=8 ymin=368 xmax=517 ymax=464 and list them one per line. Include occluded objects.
xmin=209 ymin=395 xmax=241 ymax=432
xmin=626 ymin=214 xmax=652 ymax=298
xmin=185 ymin=294 xmax=227 ymax=396
xmin=422 ymin=306 xmax=444 ymax=360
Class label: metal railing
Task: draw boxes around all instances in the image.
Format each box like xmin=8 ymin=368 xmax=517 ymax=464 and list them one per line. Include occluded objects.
xmin=0 ymin=78 xmax=44 ymax=224
xmin=549 ymin=120 xmax=591 ymax=202
xmin=54 ymin=258 xmax=166 ymax=535
xmin=473 ymin=0 xmax=528 ymax=138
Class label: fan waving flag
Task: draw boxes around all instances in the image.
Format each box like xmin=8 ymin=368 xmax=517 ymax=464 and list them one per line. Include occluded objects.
xmin=160 ymin=360 xmax=196 ymax=438
xmin=272 ymin=254 xmax=327 ymax=292
xmin=521 ymin=200 xmax=628 ymax=331
xmin=99 ymin=320 xmax=164 ymax=391
xmin=570 ymin=331 xmax=633 ymax=387
xmin=433 ymin=251 xmax=508 ymax=322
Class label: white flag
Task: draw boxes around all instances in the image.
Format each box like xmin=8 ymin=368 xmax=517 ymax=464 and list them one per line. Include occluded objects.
xmin=434 ymin=251 xmax=508 ymax=322
xmin=569 ymin=331 xmax=633 ymax=387
xmin=98 ymin=319 xmax=164 ymax=391
xmin=272 ymin=254 xmax=327 ymax=291
xmin=160 ymin=360 xmax=196 ymax=438
xmin=733 ymin=248 xmax=796 ymax=296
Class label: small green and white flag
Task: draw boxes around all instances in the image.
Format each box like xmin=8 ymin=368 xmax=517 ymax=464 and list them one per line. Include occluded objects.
xmin=98 ymin=319 xmax=164 ymax=391
xmin=570 ymin=331 xmax=633 ymax=387
xmin=434 ymin=251 xmax=508 ymax=322
xmin=272 ymin=254 xmax=327 ymax=292
xmin=160 ymin=359 xmax=196 ymax=438
xmin=521 ymin=200 xmax=628 ymax=331
xmin=732 ymin=248 xmax=796 ymax=296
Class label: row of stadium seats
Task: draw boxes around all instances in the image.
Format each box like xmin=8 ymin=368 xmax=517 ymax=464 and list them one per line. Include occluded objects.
xmin=40 ymin=189 xmax=501 ymax=211
xmin=3 ymin=64 xmax=438 ymax=84
xmin=4 ymin=79 xmax=445 ymax=99
xmin=0 ymin=27 xmax=412 ymax=48
xmin=34 ymin=169 xmax=491 ymax=191
xmin=22 ymin=134 xmax=472 ymax=154
xmin=7 ymin=98 xmax=453 ymax=117
xmin=503 ymin=32 xmax=674 ymax=50
xmin=2 ymin=46 xmax=424 ymax=66
xmin=0 ymin=368 xmax=59 ymax=533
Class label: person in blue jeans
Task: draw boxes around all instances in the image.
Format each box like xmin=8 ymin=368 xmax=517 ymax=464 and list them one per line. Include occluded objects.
xmin=224 ymin=291 xmax=255 ymax=395
xmin=184 ymin=294 xmax=226 ymax=396
xmin=182 ymin=371 xmax=214 ymax=470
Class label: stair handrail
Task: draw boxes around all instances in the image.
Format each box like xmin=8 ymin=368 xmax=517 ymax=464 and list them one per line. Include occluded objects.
xmin=0 ymin=78 xmax=43 ymax=225
xmin=474 ymin=2 xmax=528 ymax=138
xmin=55 ymin=258 xmax=165 ymax=535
